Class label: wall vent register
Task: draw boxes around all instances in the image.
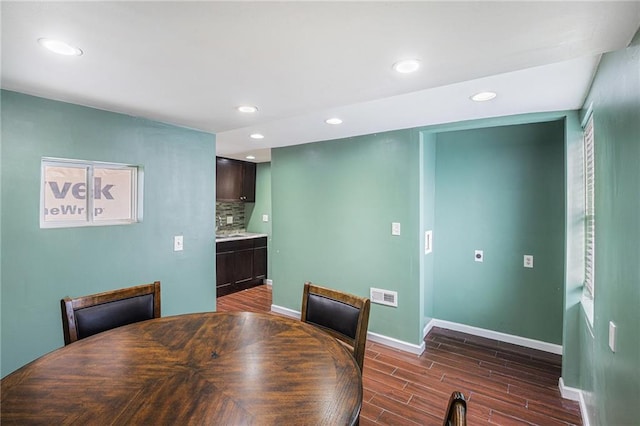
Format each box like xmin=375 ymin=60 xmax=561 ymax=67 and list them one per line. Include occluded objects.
xmin=370 ymin=288 xmax=398 ymax=307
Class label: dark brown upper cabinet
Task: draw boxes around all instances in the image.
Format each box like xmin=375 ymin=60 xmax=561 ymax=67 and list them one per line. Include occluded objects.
xmin=216 ymin=157 xmax=256 ymax=202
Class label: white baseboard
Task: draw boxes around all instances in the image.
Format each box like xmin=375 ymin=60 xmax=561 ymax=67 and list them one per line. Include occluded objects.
xmin=367 ymin=332 xmax=425 ymax=355
xmin=429 ymin=319 xmax=563 ymax=355
xmin=271 ymin=304 xmax=425 ymax=355
xmin=559 ymin=378 xmax=590 ymax=426
xmin=558 ymin=377 xmax=581 ymax=401
xmin=423 ymin=318 xmax=436 ymax=340
xmin=578 ymin=389 xmax=590 ymax=426
xmin=264 ymin=279 xmax=273 ymax=286
xmin=271 ymin=304 xmax=298 ymax=318
xmin=273 ymin=305 xmax=562 ymax=358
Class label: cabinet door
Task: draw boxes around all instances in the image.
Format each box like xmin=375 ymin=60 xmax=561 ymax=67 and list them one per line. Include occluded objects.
xmin=253 ymin=246 xmax=267 ymax=280
xmin=241 ymin=162 xmax=256 ymax=202
xmin=216 ymin=252 xmax=234 ymax=297
xmin=216 ymin=157 xmax=243 ymax=201
xmin=233 ymin=249 xmax=254 ymax=285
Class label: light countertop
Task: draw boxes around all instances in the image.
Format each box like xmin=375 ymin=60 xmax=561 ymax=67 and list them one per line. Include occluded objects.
xmin=215 ymin=232 xmax=268 ymax=242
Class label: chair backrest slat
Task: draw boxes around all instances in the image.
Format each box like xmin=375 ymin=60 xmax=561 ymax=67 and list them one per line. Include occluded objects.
xmin=443 ymin=391 xmax=467 ymax=426
xmin=301 ymin=282 xmax=370 ymax=371
xmin=61 ymin=281 xmax=161 ymax=345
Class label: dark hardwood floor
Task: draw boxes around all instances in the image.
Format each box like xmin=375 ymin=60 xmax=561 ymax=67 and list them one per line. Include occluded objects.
xmin=217 ymin=285 xmax=582 ymax=426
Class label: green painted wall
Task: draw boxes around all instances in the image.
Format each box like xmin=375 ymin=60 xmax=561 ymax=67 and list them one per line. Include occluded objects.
xmin=432 ymin=121 xmax=566 ymax=344
xmin=421 ymin=132 xmax=436 ymax=326
xmin=271 ymin=130 xmax=423 ymax=345
xmin=246 ymin=162 xmax=272 ymax=278
xmin=0 ymin=91 xmax=3 ymax=366
xmin=577 ymin=28 xmax=640 ymax=426
xmin=560 ymin=111 xmax=584 ymax=388
xmin=0 ymin=91 xmax=217 ymax=377
xmin=269 ymin=112 xmax=575 ymax=348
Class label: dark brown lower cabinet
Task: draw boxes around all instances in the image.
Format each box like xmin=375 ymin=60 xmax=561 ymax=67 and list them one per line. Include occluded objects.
xmin=253 ymin=246 xmax=267 ymax=281
xmin=216 ymin=237 xmax=267 ymax=297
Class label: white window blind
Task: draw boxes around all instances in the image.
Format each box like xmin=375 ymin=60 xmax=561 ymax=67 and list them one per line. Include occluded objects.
xmin=584 ymin=116 xmax=595 ymax=298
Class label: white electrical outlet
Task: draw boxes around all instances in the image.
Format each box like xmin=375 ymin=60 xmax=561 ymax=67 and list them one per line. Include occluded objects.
xmin=262 ymin=214 xmax=269 ymax=222
xmin=226 ymin=216 xmax=233 ymax=224
xmin=474 ymin=250 xmax=483 ymax=262
xmin=524 ymin=255 xmax=534 ymax=268
xmin=174 ymin=235 xmax=183 ymax=251
xmin=391 ymin=222 xmax=401 ymax=236
xmin=609 ymin=321 xmax=617 ymax=352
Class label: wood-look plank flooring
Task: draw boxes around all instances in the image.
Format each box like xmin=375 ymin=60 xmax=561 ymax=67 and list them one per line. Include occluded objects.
xmin=217 ymin=285 xmax=582 ymax=426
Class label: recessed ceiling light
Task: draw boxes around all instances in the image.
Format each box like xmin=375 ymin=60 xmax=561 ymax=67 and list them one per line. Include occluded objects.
xmin=237 ymin=105 xmax=258 ymax=113
xmin=37 ymin=38 xmax=83 ymax=56
xmin=471 ymin=91 xmax=497 ymax=102
xmin=392 ymin=59 xmax=420 ymax=74
xmin=245 ymin=155 xmax=256 ymax=160
xmin=325 ymin=117 xmax=343 ymax=125
xmin=250 ymin=133 xmax=264 ymax=140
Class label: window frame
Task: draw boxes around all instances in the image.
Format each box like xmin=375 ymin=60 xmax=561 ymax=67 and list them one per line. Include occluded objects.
xmin=40 ymin=158 xmax=143 ymax=228
xmin=581 ymin=113 xmax=595 ymax=325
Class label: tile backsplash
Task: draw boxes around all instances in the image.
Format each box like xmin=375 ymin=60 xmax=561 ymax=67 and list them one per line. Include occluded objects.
xmin=216 ymin=202 xmax=245 ymax=232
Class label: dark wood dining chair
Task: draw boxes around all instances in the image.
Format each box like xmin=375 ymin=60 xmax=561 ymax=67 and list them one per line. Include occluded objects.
xmin=443 ymin=391 xmax=467 ymax=426
xmin=60 ymin=281 xmax=161 ymax=345
xmin=301 ymin=282 xmax=371 ymax=371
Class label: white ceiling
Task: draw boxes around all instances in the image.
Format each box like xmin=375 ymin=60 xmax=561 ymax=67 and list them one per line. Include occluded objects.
xmin=2 ymin=2 xmax=639 ymax=162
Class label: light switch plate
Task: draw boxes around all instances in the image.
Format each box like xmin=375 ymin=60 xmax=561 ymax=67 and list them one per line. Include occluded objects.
xmin=475 ymin=250 xmax=483 ymax=262
xmin=262 ymin=214 xmax=269 ymax=222
xmin=391 ymin=222 xmax=401 ymax=236
xmin=524 ymin=255 xmax=534 ymax=268
xmin=174 ymin=235 xmax=183 ymax=251
xmin=226 ymin=216 xmax=233 ymax=224
xmin=609 ymin=321 xmax=616 ymax=352
xmin=425 ymin=230 xmax=433 ymax=254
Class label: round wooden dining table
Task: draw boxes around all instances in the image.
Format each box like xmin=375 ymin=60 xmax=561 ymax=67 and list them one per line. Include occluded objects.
xmin=1 ymin=311 xmax=362 ymax=425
